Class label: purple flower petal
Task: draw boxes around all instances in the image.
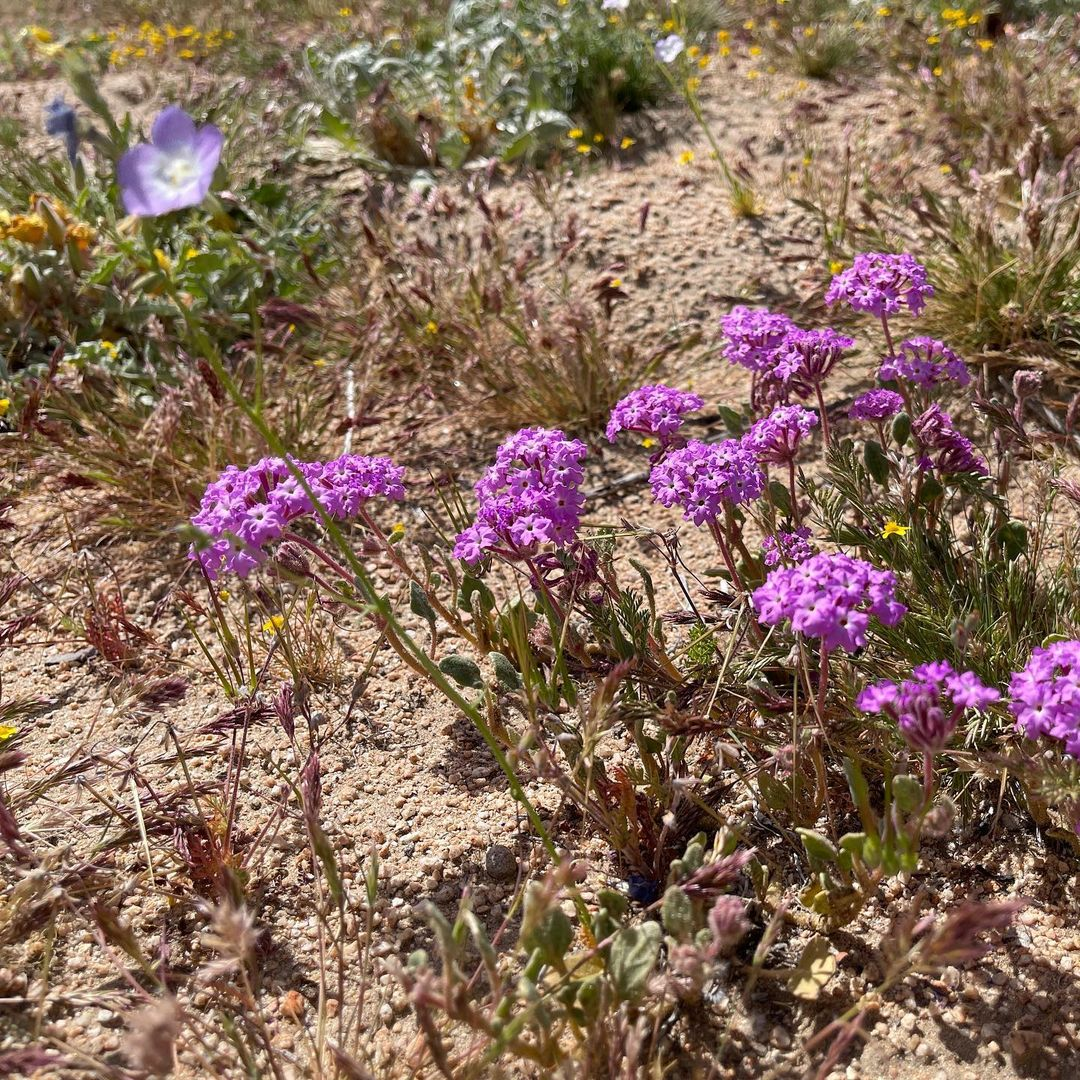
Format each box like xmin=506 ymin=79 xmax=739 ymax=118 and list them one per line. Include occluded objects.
xmin=152 ymin=105 xmax=198 ymax=150
xmin=116 ymin=144 xmax=164 ymax=217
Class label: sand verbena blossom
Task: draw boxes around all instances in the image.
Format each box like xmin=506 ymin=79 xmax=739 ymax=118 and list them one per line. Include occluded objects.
xmin=1010 ymin=640 xmax=1080 ymax=757
xmin=649 ymin=439 xmax=764 ymax=525
xmin=753 ymin=551 xmax=906 ymax=652
xmin=858 ymin=661 xmax=999 ymax=753
xmin=606 ymin=384 xmax=704 ymax=447
xmin=454 ymin=427 xmax=587 ymax=565
xmin=118 ymin=106 xmax=223 ymax=217
xmin=879 ymin=337 xmax=970 ymax=389
xmin=825 ymin=252 xmax=933 ymax=319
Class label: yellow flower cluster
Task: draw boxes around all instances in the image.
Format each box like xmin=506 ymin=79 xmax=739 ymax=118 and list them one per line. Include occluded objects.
xmin=0 ymin=195 xmax=95 ymax=253
xmin=105 ymin=21 xmax=236 ymax=68
xmin=941 ymin=8 xmax=982 ymax=28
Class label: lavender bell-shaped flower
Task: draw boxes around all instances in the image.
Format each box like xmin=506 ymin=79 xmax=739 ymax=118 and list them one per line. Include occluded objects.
xmin=44 ymin=97 xmax=79 ymax=167
xmin=117 ymin=106 xmax=223 ymax=217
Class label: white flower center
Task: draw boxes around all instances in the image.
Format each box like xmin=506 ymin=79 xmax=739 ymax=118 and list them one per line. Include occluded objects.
xmin=157 ymin=151 xmax=198 ymax=190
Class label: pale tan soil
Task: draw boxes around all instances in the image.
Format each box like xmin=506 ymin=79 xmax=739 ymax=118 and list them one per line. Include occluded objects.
xmin=2 ymin=43 xmax=1080 ymax=1080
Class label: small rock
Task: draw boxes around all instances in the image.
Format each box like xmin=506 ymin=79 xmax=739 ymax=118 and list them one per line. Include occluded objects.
xmin=485 ymin=844 xmax=518 ymax=882
xmin=280 ymin=990 xmax=305 ymax=1021
xmin=770 ymin=1025 xmax=791 ymax=1050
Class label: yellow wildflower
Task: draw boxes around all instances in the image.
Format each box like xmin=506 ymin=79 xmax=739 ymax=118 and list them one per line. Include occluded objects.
xmin=698 ymin=55 xmax=710 ymax=69
xmin=0 ymin=724 xmax=17 ymax=741
xmin=219 ymin=589 xmax=230 ymax=600
xmin=717 ymin=29 xmax=730 ymax=42
xmin=641 ymin=437 xmax=658 ymax=449
xmin=927 ymin=34 xmax=941 ymax=44
xmin=743 ymin=19 xmax=755 ymax=30
xmin=678 ymin=149 xmax=695 ymax=165
xmin=154 ymin=248 xmax=172 ymax=272
xmin=312 ymin=358 xmax=328 ymax=368
xmin=687 ymin=45 xmax=700 ymax=59
xmin=933 ymin=66 xmax=943 ymax=77
xmin=881 ymin=520 xmax=910 ymax=539
xmin=610 ymin=277 xmax=623 ymax=288
xmin=940 ymin=163 xmax=953 ymax=174
xmin=686 ymin=76 xmax=701 ymax=92
xmin=0 ymin=399 xmax=10 ymax=418
xmin=339 ymin=6 xmax=353 ymax=14
xmin=3 ymin=214 xmax=46 ymax=245
xmin=577 ymin=143 xmax=592 ymax=154
xmin=976 ymin=38 xmax=993 ymax=51
xmin=568 ymin=128 xmax=584 ymax=139
xmin=185 ymin=247 xmax=199 ymax=259
xmin=26 ymin=25 xmax=52 ymax=44
xmin=803 ymin=26 xmax=816 ymax=37
xmin=178 ymin=48 xmax=195 ymax=59
xmin=829 ymin=260 xmax=844 ymax=274
xmin=746 ymin=69 xmax=761 ymax=79
xmin=620 ymin=136 xmax=636 ymax=150
xmin=720 ymin=45 xmax=731 ymax=57
xmin=876 ymin=6 xmax=891 ymax=15
xmin=663 ymin=19 xmax=675 ymax=31
xmin=262 ymin=614 xmax=285 ymax=633
xmin=593 ymin=132 xmax=604 ymax=143
xmin=425 ymin=320 xmax=439 ymax=334
xmin=749 ymin=45 xmax=762 ymax=57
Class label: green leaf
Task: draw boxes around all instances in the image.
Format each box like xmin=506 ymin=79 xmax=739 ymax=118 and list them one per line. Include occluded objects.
xmin=797 ymin=828 xmax=839 ymax=866
xmin=661 ymin=886 xmax=694 ymax=941
xmin=997 ymin=519 xmax=1028 ymax=560
xmin=438 ymin=654 xmax=485 ymax=690
xmin=768 ymin=479 xmax=792 ymax=516
xmin=892 ymin=411 xmax=911 ymax=446
xmin=608 ymin=921 xmax=662 ymax=1001
xmin=863 ymin=440 xmax=891 ymax=485
xmin=522 ymin=906 xmax=573 ymax=967
xmin=491 ymin=652 xmax=522 ymax=691
xmin=459 ymin=575 xmax=495 ymax=613
xmin=918 ymin=475 xmax=944 ymax=504
xmin=409 ymin=581 xmax=437 ymax=624
xmin=892 ymin=774 xmax=924 ymax=815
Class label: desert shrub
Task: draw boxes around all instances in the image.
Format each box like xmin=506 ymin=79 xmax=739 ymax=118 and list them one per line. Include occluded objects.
xmin=303 ymin=0 xmax=664 ymax=170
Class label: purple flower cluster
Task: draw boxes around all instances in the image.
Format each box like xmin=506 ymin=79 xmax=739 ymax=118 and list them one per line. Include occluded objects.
xmin=762 ymin=527 xmax=813 ymax=568
xmin=1010 ymin=640 xmax=1080 ymax=757
xmin=191 ymin=455 xmax=406 ymax=579
xmin=606 ymin=384 xmax=704 ymax=445
xmin=650 ymin=439 xmax=765 ymax=525
xmin=858 ymin=661 xmax=1000 ymax=753
xmin=849 ymin=389 xmax=904 ymax=422
xmin=911 ymin=405 xmax=986 ymax=475
xmin=825 ymin=253 xmax=934 ymax=319
xmin=743 ymin=405 xmax=818 ymax=464
xmin=773 ymin=327 xmax=854 ymax=394
xmin=879 ymin=337 xmax=970 ymax=389
xmin=752 ymin=552 xmax=906 ymax=652
xmin=453 ymin=427 xmax=587 ymax=565
xmin=720 ymin=306 xmax=797 ymax=373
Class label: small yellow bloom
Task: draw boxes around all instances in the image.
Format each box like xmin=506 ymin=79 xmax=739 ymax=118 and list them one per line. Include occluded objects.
xmin=678 ymin=149 xmax=695 ymax=165
xmin=262 ymin=614 xmax=285 ymax=633
xmin=686 ymin=76 xmax=701 ymax=92
xmin=687 ymin=45 xmax=700 ymax=59
xmin=154 ymin=248 xmax=172 ymax=272
xmin=749 ymin=46 xmax=762 ymax=57
xmin=219 ymin=589 xmax=230 ymax=600
xmin=876 ymin=6 xmax=891 ymax=16
xmin=698 ymin=55 xmax=710 ymax=69
xmin=425 ymin=320 xmax=439 ymax=334
xmin=717 ymin=29 xmax=730 ymax=42
xmin=829 ymin=260 xmax=844 ymax=274
xmin=178 ymin=48 xmax=195 ymax=59
xmin=312 ymin=358 xmax=328 ymax=368
xmin=927 ymin=34 xmax=941 ymax=44
xmin=610 ymin=277 xmax=623 ymax=288
xmin=3 ymin=214 xmax=46 ymax=245
xmin=803 ymin=26 xmax=816 ymax=37
xmin=976 ymin=38 xmax=993 ymax=51
xmin=577 ymin=143 xmax=592 ymax=154
xmin=743 ymin=19 xmax=755 ymax=30
xmin=185 ymin=247 xmax=198 ymax=259
xmin=568 ymin=128 xmax=584 ymax=139
xmin=720 ymin=45 xmax=731 ymax=57
xmin=620 ymin=136 xmax=636 ymax=150
xmin=641 ymin=437 xmax=658 ymax=449
xmin=26 ymin=25 xmax=52 ymax=44
xmin=338 ymin=6 xmax=353 ymax=14
xmin=0 ymin=724 xmax=17 ymax=741
xmin=746 ymin=69 xmax=761 ymax=79
xmin=881 ymin=520 xmax=910 ymax=539
xmin=593 ymin=132 xmax=604 ymax=143
xmin=940 ymin=163 xmax=953 ymax=174
xmin=662 ymin=19 xmax=676 ymax=31
xmin=0 ymin=399 xmax=10 ymax=418
xmin=100 ymin=340 xmax=119 ymax=358
xmin=933 ymin=66 xmax=943 ymax=76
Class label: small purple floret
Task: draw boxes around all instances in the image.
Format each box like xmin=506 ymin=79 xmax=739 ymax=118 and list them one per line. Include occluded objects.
xmin=720 ymin=306 xmax=797 ymax=374
xmin=879 ymin=337 xmax=970 ymax=389
xmin=743 ymin=404 xmax=818 ymax=464
xmin=649 ymin=439 xmax=765 ymax=525
xmin=849 ymin=389 xmax=904 ymax=422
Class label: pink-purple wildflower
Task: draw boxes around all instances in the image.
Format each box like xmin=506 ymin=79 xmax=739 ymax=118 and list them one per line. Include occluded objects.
xmin=911 ymin=404 xmax=986 ymax=475
xmin=825 ymin=253 xmax=933 ymax=319
xmin=190 ymin=455 xmax=405 ymax=579
xmin=849 ymin=389 xmax=904 ymax=422
xmin=858 ymin=661 xmax=1000 ymax=753
xmin=453 ymin=427 xmax=587 ymax=565
xmin=879 ymin=337 xmax=970 ymax=389
xmin=720 ymin=306 xmax=797 ymax=373
xmin=606 ymin=384 xmax=704 ymax=445
xmin=762 ymin=527 xmax=814 ymax=567
xmin=773 ymin=327 xmax=855 ymax=395
xmin=1009 ymin=640 xmax=1080 ymax=757
xmin=752 ymin=552 xmax=906 ymax=652
xmin=649 ymin=439 xmax=765 ymax=525
xmin=743 ymin=404 xmax=818 ymax=464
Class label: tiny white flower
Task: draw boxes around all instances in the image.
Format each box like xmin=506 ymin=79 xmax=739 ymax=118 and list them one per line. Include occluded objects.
xmin=654 ymin=34 xmax=685 ymax=64
xmin=602 ymin=0 xmax=630 ymax=9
